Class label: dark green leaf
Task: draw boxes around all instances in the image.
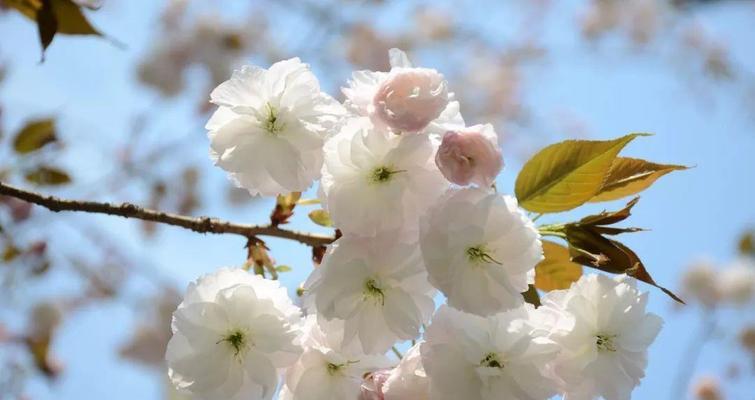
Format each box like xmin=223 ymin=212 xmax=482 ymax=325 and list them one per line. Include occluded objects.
xmin=563 ymin=224 xmax=684 ymax=303
xmin=13 ymin=118 xmax=57 ymax=154
xmin=24 ymin=166 xmax=71 ymax=185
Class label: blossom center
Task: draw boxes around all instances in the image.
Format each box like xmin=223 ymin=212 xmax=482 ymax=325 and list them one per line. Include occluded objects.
xmin=480 ymin=352 xmax=504 ymax=369
xmin=262 ymin=103 xmax=286 ymax=134
xmin=595 ymin=334 xmax=618 ymax=353
xmin=218 ymin=328 xmax=251 ymax=358
xmin=363 ymin=278 xmax=386 ymax=305
xmin=369 ymin=166 xmax=405 ymax=184
xmin=326 ymin=360 xmax=358 ymax=376
xmin=466 ymin=245 xmax=502 ymax=265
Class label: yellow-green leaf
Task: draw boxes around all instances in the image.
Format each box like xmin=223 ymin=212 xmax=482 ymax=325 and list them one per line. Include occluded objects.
xmin=535 ymin=241 xmax=583 ymax=291
xmin=275 ymin=265 xmax=292 ymax=273
xmin=24 ymin=166 xmax=71 ymax=185
xmin=515 ymin=134 xmax=646 ymax=213
xmin=308 ymin=209 xmax=333 ymax=227
xmin=590 ymin=157 xmax=688 ymax=202
xmin=13 ymin=118 xmax=57 ymax=154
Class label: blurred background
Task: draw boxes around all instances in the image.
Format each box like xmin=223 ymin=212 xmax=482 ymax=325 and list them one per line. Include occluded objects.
xmin=0 ymin=0 xmax=753 ymax=399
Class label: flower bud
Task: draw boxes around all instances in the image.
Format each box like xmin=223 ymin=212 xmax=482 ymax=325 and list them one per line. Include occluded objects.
xmin=373 ymin=68 xmax=448 ymax=133
xmin=435 ymin=124 xmax=503 ymax=187
xmin=359 ymin=369 xmax=391 ymax=400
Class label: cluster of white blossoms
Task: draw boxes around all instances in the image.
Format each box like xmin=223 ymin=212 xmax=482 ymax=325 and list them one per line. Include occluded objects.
xmin=166 ymin=49 xmax=665 ymax=399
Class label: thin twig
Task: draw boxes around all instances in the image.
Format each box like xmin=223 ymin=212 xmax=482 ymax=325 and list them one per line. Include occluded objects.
xmin=0 ymin=182 xmax=335 ymax=247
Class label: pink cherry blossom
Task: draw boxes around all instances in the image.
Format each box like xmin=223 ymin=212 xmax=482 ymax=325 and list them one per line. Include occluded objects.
xmin=373 ymin=68 xmax=449 ymax=133
xmin=435 ymin=124 xmax=503 ymax=187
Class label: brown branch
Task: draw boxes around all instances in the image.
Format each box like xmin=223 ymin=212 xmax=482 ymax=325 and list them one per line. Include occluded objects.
xmin=0 ymin=182 xmax=335 ymax=247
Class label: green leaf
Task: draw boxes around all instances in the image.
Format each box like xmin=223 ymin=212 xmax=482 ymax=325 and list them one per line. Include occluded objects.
xmin=275 ymin=265 xmax=292 ymax=273
xmin=24 ymin=166 xmax=71 ymax=185
xmin=308 ymin=209 xmax=333 ymax=227
xmin=521 ymin=284 xmax=541 ymax=308
xmin=535 ymin=241 xmax=583 ymax=291
xmin=515 ymin=134 xmax=646 ymax=213
xmin=13 ymin=118 xmax=57 ymax=154
xmin=590 ymin=157 xmax=688 ymax=202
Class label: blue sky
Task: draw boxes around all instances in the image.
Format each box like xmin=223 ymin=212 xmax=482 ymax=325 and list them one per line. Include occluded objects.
xmin=0 ymin=0 xmax=753 ymax=399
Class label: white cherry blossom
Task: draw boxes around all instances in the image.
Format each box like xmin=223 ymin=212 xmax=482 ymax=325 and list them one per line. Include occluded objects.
xmin=421 ymin=305 xmax=559 ymax=400
xmin=383 ymin=343 xmax=430 ymax=400
xmin=304 ymin=234 xmax=436 ymax=353
xmin=419 ymin=188 xmax=543 ymax=315
xmin=207 ymin=58 xmax=344 ymax=196
xmin=319 ymin=119 xmax=448 ymax=236
xmin=540 ymin=274 xmax=663 ymax=400
xmin=165 ymin=268 xmax=302 ymax=400
xmin=280 ymin=316 xmax=391 ymax=400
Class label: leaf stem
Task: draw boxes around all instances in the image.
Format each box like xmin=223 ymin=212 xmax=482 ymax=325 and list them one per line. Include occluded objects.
xmin=538 ymin=223 xmax=567 ymax=238
xmin=391 ymin=346 xmax=403 ymax=359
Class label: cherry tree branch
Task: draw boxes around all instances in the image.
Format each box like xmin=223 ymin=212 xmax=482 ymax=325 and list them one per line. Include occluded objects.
xmin=0 ymin=182 xmax=335 ymax=247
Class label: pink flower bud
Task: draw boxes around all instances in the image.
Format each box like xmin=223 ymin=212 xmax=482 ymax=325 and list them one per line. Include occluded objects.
xmin=435 ymin=124 xmax=503 ymax=187
xmin=359 ymin=368 xmax=391 ymax=400
xmin=373 ymin=68 xmax=448 ymax=133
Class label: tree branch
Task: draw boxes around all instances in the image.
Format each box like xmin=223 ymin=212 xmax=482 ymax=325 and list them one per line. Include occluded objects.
xmin=0 ymin=182 xmax=335 ymax=247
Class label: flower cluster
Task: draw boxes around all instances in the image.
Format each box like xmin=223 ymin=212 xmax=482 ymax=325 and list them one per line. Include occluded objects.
xmin=165 ymin=49 xmax=665 ymax=399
